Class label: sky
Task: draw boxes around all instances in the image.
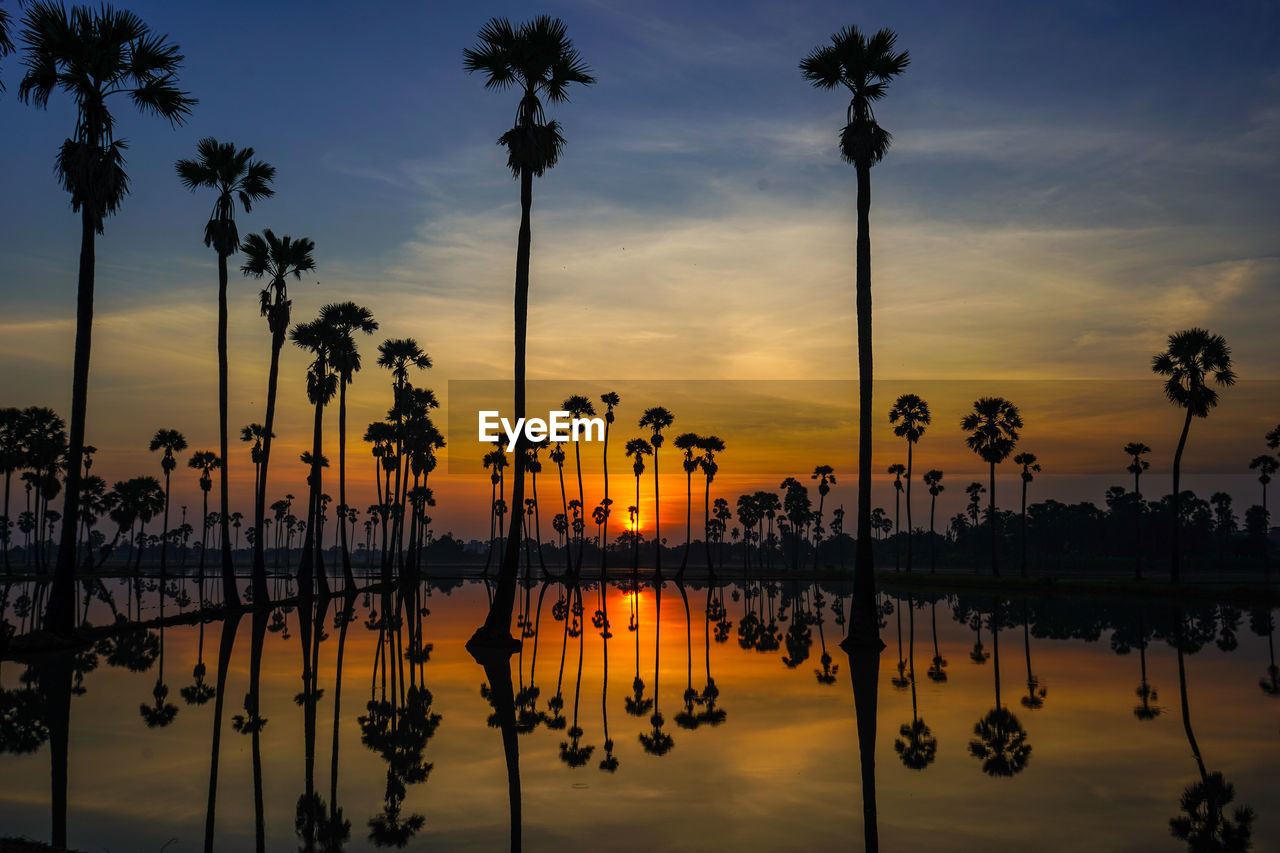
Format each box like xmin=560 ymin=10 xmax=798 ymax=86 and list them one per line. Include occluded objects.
xmin=0 ymin=0 xmax=1278 ymax=538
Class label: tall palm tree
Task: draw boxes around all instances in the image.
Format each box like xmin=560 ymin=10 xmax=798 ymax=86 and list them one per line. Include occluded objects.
xmin=639 ymin=407 xmax=674 ymax=577
xmin=1013 ymin=452 xmax=1040 ymax=577
xmin=888 ymin=393 xmax=930 ymax=572
xmin=564 ymin=395 xmax=597 ymax=573
xmin=625 ymin=438 xmax=652 ymax=573
xmin=810 ymin=465 xmax=836 ymax=570
xmin=239 ymin=423 xmax=271 ymax=500
xmin=887 ymin=463 xmax=905 ymax=570
xmin=149 ymin=428 xmax=187 ymax=577
xmin=801 ymin=25 xmax=909 ymax=648
xmin=19 ymin=1 xmax=196 ymax=631
xmin=1124 ymin=442 xmax=1151 ymax=579
xmin=673 ymin=432 xmax=703 ymax=576
xmin=0 ymin=407 xmax=26 ymax=572
xmin=697 ymin=436 xmax=725 ymax=573
xmin=320 ymin=302 xmax=378 ymax=589
xmin=242 ymin=228 xmax=317 ymax=602
xmin=961 ymin=397 xmax=1022 ymax=577
xmin=177 ymin=138 xmax=274 ymax=609
xmin=599 ymin=392 xmax=621 ymax=574
xmin=187 ymin=451 xmax=221 ymax=577
xmin=1151 ymin=329 xmax=1235 ymax=582
xmin=291 ymin=317 xmax=341 ymax=596
xmin=1249 ymin=455 xmax=1277 ymax=515
xmin=464 ymin=16 xmax=595 ymax=648
xmin=922 ymin=469 xmax=943 ymax=573
xmin=377 ymin=338 xmax=432 ymax=581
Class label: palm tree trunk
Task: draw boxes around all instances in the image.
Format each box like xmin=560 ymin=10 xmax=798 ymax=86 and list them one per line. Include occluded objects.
xmin=161 ymin=471 xmax=171 ymax=577
xmin=1134 ymin=469 xmax=1143 ymax=580
xmin=216 ymin=251 xmax=243 ymax=608
xmin=1020 ymin=477 xmax=1028 ymax=577
xmin=3 ymin=469 xmax=12 ymax=573
xmin=680 ymin=468 xmax=692 ymax=573
xmin=929 ymin=493 xmax=937 ymax=573
xmin=849 ymin=158 xmax=878 ymax=649
xmin=299 ymin=399 xmax=324 ymax=595
xmin=254 ymin=322 xmax=286 ymax=605
xmin=338 ymin=380 xmax=355 ymax=589
xmin=1171 ymin=407 xmax=1193 ymax=583
xmin=989 ymin=461 xmax=999 ymax=578
xmin=46 ymin=209 xmax=96 ymax=634
xmin=203 ymin=613 xmax=241 ymax=852
xmin=905 ymin=443 xmax=915 ymax=572
xmin=602 ymin=422 xmax=611 ymax=575
xmin=574 ymin=443 xmax=586 ymax=573
xmin=476 ymin=165 xmax=532 ymax=646
xmin=652 ymin=447 xmax=661 ymax=576
xmin=846 ymin=642 xmax=881 ymax=852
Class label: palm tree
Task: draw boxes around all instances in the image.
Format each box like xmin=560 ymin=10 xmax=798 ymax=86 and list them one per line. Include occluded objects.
xmin=1013 ymin=452 xmax=1040 ymax=577
xmin=673 ymin=433 xmax=702 ymax=575
xmin=639 ymin=407 xmax=675 ymax=577
xmin=242 ymin=228 xmax=317 ymax=602
xmin=697 ymin=436 xmax=725 ymax=572
xmin=961 ymin=397 xmax=1023 ymax=577
xmin=377 ymin=338 xmax=433 ymax=580
xmin=887 ymin=463 xmax=905 ymax=569
xmin=801 ymin=25 xmax=909 ymax=648
xmin=0 ymin=407 xmax=23 ymax=572
xmin=186 ymin=451 xmax=221 ymax=575
xmin=888 ymin=393 xmax=930 ymax=572
xmin=320 ymin=302 xmax=378 ymax=589
xmin=922 ymin=470 xmax=944 ymax=573
xmin=239 ymin=423 xmax=271 ymax=499
xmin=464 ymin=16 xmax=595 ymax=649
xmin=291 ymin=317 xmax=342 ymax=595
xmin=1249 ymin=455 xmax=1277 ymax=515
xmin=1124 ymin=442 xmax=1152 ymax=579
xmin=1152 ymin=329 xmax=1236 ymax=582
xmin=811 ymin=465 xmax=836 ymax=570
xmin=625 ymin=438 xmax=653 ymax=572
xmin=177 ymin=138 xmax=274 ymax=609
xmin=599 ymin=391 xmax=621 ymax=574
xmin=19 ymin=1 xmax=196 ymax=631
xmin=149 ymin=428 xmax=187 ymax=577
xmin=564 ymin=395 xmax=598 ymax=573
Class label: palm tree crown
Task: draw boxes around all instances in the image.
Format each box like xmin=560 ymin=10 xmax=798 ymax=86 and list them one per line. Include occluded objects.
xmin=888 ymin=393 xmax=931 ymax=442
xmin=463 ymin=16 xmax=595 ymax=178
xmin=962 ymin=398 xmax=1023 ymax=465
xmin=799 ymin=25 xmax=910 ymax=167
xmin=175 ymin=137 xmax=274 ymax=254
xmin=149 ymin=428 xmax=187 ymax=473
xmin=1151 ymin=328 xmax=1236 ymax=418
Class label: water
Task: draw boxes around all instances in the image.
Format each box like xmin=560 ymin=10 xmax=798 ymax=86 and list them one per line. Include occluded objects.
xmin=1 ymin=577 xmax=1276 ymax=852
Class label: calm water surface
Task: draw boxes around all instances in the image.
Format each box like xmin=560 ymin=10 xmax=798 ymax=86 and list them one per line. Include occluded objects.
xmin=1 ymin=577 xmax=1276 ymax=851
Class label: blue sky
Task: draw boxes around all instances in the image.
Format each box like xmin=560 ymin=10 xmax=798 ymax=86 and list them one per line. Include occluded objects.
xmin=1 ymin=0 xmax=1277 ymax=523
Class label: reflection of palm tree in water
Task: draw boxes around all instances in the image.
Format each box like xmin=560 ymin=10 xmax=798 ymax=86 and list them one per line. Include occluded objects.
xmin=1169 ymin=608 xmax=1254 ymax=851
xmin=546 ymin=583 xmax=575 ymax=731
xmin=1253 ymin=609 xmax=1279 ymax=697
xmin=895 ymin=594 xmax=936 ymax=770
xmin=472 ymin=642 xmax=522 ymax=853
xmin=518 ymin=581 xmax=551 ymax=732
xmin=181 ymin=621 xmax=216 ymax=707
xmin=1020 ymin=603 xmax=1046 ymax=710
xmin=814 ymin=583 xmax=839 ymax=685
xmin=927 ymin=599 xmax=948 ymax=683
xmin=324 ymin=593 xmax=356 ymax=850
xmin=560 ymin=585 xmax=595 ymax=767
xmin=599 ymin=581 xmax=619 ymax=772
xmin=639 ymin=579 xmax=674 ymax=755
xmin=626 ymin=577 xmax=652 ymax=720
xmin=231 ymin=608 xmax=270 ymax=853
xmin=674 ymin=581 xmax=702 ymax=729
xmin=203 ymin=613 xmax=241 ymax=852
xmin=140 ymin=590 xmax=178 ymax=728
xmin=968 ymin=605 xmax=1031 ymax=777
xmin=890 ymin=597 xmax=909 ymax=689
xmin=295 ymin=591 xmax=335 ymax=852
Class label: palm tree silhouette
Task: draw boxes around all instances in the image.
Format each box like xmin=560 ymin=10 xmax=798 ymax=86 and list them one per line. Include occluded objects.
xmin=564 ymin=395 xmax=598 ymax=574
xmin=146 ymin=428 xmax=186 ymax=579
xmin=673 ymin=432 xmax=702 ymax=576
xmin=1013 ymin=452 xmax=1040 ymax=577
xmin=464 ymin=17 xmax=595 ymax=649
xmin=375 ymin=338 xmax=432 ymax=582
xmin=922 ymin=470 xmax=944 ymax=573
xmin=1248 ymin=455 xmax=1277 ymax=516
xmin=1124 ymin=442 xmax=1152 ymax=579
xmin=801 ymin=25 xmax=909 ymax=651
xmin=239 ymin=423 xmax=270 ymax=500
xmin=639 ymin=407 xmax=675 ymax=577
xmin=599 ymin=391 xmax=621 ymax=574
xmin=242 ymin=228 xmax=317 ymax=602
xmin=811 ymin=465 xmax=836 ymax=569
xmin=202 ymin=613 xmax=241 ymax=850
xmin=317 ymin=302 xmax=378 ymax=589
xmin=894 ymin=595 xmax=936 ymax=770
xmin=697 ymin=436 xmax=725 ymax=573
xmin=625 ymin=438 xmax=653 ymax=572
xmin=962 ymin=398 xmax=1023 ymax=577
xmin=1151 ymin=329 xmax=1235 ymax=582
xmin=19 ymin=2 xmax=195 ymax=631
xmin=889 ymin=394 xmax=931 ymax=573
xmin=292 ymin=317 xmax=344 ymax=595
xmin=176 ymin=138 xmax=274 ymax=609
xmin=887 ymin=463 xmax=905 ymax=570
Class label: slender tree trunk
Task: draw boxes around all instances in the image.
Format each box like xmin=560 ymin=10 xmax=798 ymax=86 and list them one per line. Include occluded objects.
xmin=254 ymin=318 xmax=286 ymax=606
xmin=848 ymin=159 xmax=879 ymax=650
xmin=216 ymin=251 xmax=243 ymax=608
xmin=574 ymin=443 xmax=586 ymax=573
xmin=338 ymin=380 xmax=355 ymax=589
xmin=905 ymin=443 xmax=915 ymax=572
xmin=475 ymin=165 xmax=531 ymax=647
xmin=602 ymin=420 xmax=611 ymax=575
xmin=652 ymin=446 xmax=661 ymax=576
xmin=1020 ymin=476 xmax=1028 ymax=577
xmin=680 ymin=467 xmax=692 ymax=573
xmin=929 ymin=493 xmax=937 ymax=573
xmin=989 ymin=461 xmax=999 ymax=578
xmin=1134 ymin=469 xmax=1143 ymax=580
xmin=161 ymin=470 xmax=171 ymax=577
xmin=1171 ymin=408 xmax=1193 ymax=583
xmin=203 ymin=613 xmax=241 ymax=852
xmin=3 ymin=470 xmax=12 ymax=573
xmin=46 ymin=210 xmax=96 ymax=634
